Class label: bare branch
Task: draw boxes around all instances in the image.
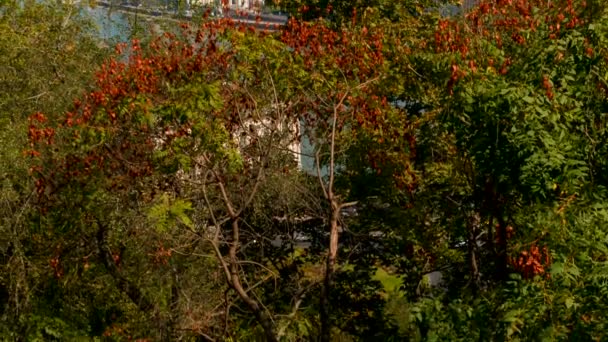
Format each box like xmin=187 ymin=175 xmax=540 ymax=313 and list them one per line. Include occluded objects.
xmin=315 ymin=148 xmax=329 ymax=199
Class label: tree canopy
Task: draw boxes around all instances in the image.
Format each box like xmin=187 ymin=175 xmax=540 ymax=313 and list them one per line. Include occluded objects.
xmin=2 ymin=0 xmax=608 ymax=340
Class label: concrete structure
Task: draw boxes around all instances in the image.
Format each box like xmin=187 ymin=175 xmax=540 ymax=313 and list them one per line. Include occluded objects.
xmin=194 ymin=0 xmax=264 ymax=10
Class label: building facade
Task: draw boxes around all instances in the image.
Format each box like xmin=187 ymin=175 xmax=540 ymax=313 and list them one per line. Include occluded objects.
xmin=194 ymin=0 xmax=264 ymax=10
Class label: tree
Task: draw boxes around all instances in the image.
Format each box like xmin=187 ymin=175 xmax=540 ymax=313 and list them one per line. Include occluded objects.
xmin=279 ymin=16 xmax=418 ymax=340
xmin=0 ymin=1 xmax=110 ymax=338
xmin=11 ymin=0 xmax=608 ymax=339
xmin=25 ymin=8 xmax=419 ymax=338
xmin=396 ymin=0 xmax=608 ymax=338
xmin=278 ymin=0 xmax=457 ymax=24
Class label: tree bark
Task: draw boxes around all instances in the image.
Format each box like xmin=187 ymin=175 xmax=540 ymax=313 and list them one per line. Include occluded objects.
xmin=467 ymin=213 xmax=481 ymax=292
xmin=495 ymin=214 xmax=509 ymax=280
xmin=320 ymin=197 xmax=339 ymax=342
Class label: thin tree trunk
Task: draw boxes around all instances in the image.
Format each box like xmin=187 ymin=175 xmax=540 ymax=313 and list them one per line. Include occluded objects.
xmin=495 ymin=214 xmax=508 ymax=280
xmin=95 ymin=219 xmax=154 ymax=313
xmin=468 ymin=213 xmax=480 ymax=291
xmin=320 ymin=197 xmax=339 ymax=342
xmin=228 ymin=219 xmax=278 ymax=342
xmin=203 ymin=168 xmax=277 ymax=341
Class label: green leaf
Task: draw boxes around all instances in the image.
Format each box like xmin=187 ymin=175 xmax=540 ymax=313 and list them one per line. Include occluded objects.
xmin=551 ymin=262 xmax=564 ymax=275
xmin=522 ymin=96 xmax=535 ymax=104
xmin=565 ymin=297 xmax=574 ymax=309
xmin=148 ymin=193 xmax=194 ymax=231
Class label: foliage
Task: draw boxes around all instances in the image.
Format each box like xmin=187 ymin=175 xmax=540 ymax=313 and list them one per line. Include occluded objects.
xmin=278 ymin=0 xmax=458 ymax=25
xmin=4 ymin=0 xmax=608 ymax=340
xmin=396 ymin=0 xmax=608 ymax=340
xmin=0 ymin=0 xmax=111 ymax=337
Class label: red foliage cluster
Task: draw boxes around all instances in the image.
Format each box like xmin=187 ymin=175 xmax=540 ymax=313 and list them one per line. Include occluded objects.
xmin=430 ymin=0 xmax=589 ymax=94
xmin=26 ymin=112 xmax=54 ymax=158
xmin=27 ymin=18 xmax=250 ymax=200
xmin=26 ymin=13 xmax=418 ymax=204
xmin=49 ymin=255 xmax=64 ymax=279
xmin=281 ymin=18 xmax=384 ymax=74
xmin=496 ymin=223 xmax=551 ymax=279
xmin=281 ymin=19 xmax=417 ymax=190
xmin=151 ymin=245 xmax=173 ymax=265
xmin=510 ymin=244 xmax=552 ymax=279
